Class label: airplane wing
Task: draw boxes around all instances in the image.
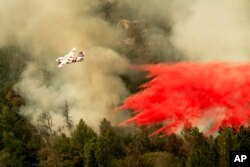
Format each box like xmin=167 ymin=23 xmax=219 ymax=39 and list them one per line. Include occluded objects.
xmin=64 ymin=48 xmax=76 ymax=58
xmin=58 ymin=58 xmax=68 ymax=68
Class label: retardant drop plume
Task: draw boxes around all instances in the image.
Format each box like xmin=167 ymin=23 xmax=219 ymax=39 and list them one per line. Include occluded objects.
xmin=118 ymin=62 xmax=250 ymax=135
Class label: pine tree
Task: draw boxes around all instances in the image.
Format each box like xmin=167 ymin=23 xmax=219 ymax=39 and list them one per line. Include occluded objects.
xmin=0 ymin=105 xmax=39 ymax=166
xmin=217 ymin=127 xmax=236 ymax=167
xmin=84 ymin=138 xmax=98 ymax=167
xmin=235 ymin=126 xmax=250 ymax=151
xmin=72 ymin=119 xmax=97 ymax=148
xmin=182 ymin=128 xmax=216 ymax=167
xmin=71 ymin=119 xmax=97 ymax=166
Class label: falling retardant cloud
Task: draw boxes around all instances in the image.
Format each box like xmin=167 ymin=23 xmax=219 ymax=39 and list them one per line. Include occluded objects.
xmin=117 ymin=63 xmax=250 ymax=135
xmin=115 ymin=0 xmax=250 ymax=135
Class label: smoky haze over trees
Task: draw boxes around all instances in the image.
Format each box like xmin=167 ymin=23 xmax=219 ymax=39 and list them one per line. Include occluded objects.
xmin=0 ymin=0 xmax=250 ymax=166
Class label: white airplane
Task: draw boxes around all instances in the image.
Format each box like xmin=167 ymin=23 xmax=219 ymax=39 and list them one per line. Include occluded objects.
xmin=56 ymin=47 xmax=85 ymax=68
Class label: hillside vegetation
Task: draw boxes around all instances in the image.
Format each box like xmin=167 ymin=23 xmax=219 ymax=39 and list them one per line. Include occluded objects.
xmin=0 ymin=47 xmax=249 ymax=167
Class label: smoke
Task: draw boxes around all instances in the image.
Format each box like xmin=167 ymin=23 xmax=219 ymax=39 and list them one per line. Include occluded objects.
xmin=171 ymin=0 xmax=250 ymax=61
xmin=110 ymin=0 xmax=185 ymax=63
xmin=106 ymin=0 xmax=250 ymax=62
xmin=16 ymin=47 xmax=128 ymax=131
xmin=0 ymin=0 xmax=129 ymax=132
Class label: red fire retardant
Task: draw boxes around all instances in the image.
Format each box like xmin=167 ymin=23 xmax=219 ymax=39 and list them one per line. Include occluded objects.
xmin=117 ymin=62 xmax=250 ymax=135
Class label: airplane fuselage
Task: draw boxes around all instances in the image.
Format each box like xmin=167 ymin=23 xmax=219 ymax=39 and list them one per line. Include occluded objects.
xmin=56 ymin=56 xmax=83 ymax=64
xmin=56 ymin=48 xmax=84 ymax=67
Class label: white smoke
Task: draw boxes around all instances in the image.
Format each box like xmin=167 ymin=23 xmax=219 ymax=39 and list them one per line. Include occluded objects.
xmin=15 ymin=47 xmax=128 ymax=131
xmin=171 ymin=0 xmax=250 ymax=61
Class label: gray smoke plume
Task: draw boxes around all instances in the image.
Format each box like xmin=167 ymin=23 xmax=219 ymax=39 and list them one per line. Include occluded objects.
xmin=114 ymin=0 xmax=250 ymax=62
xmin=15 ymin=47 xmax=128 ymax=132
xmin=0 ymin=0 xmax=129 ymax=132
xmin=171 ymin=0 xmax=250 ymax=61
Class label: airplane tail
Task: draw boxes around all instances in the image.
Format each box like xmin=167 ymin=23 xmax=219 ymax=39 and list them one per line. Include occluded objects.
xmin=78 ymin=51 xmax=84 ymax=57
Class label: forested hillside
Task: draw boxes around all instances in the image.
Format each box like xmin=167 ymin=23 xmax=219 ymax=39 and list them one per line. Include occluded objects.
xmin=0 ymin=47 xmax=250 ymax=167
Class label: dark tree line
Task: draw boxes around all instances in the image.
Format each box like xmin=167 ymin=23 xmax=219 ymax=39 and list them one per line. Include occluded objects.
xmin=0 ymin=88 xmax=249 ymax=167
